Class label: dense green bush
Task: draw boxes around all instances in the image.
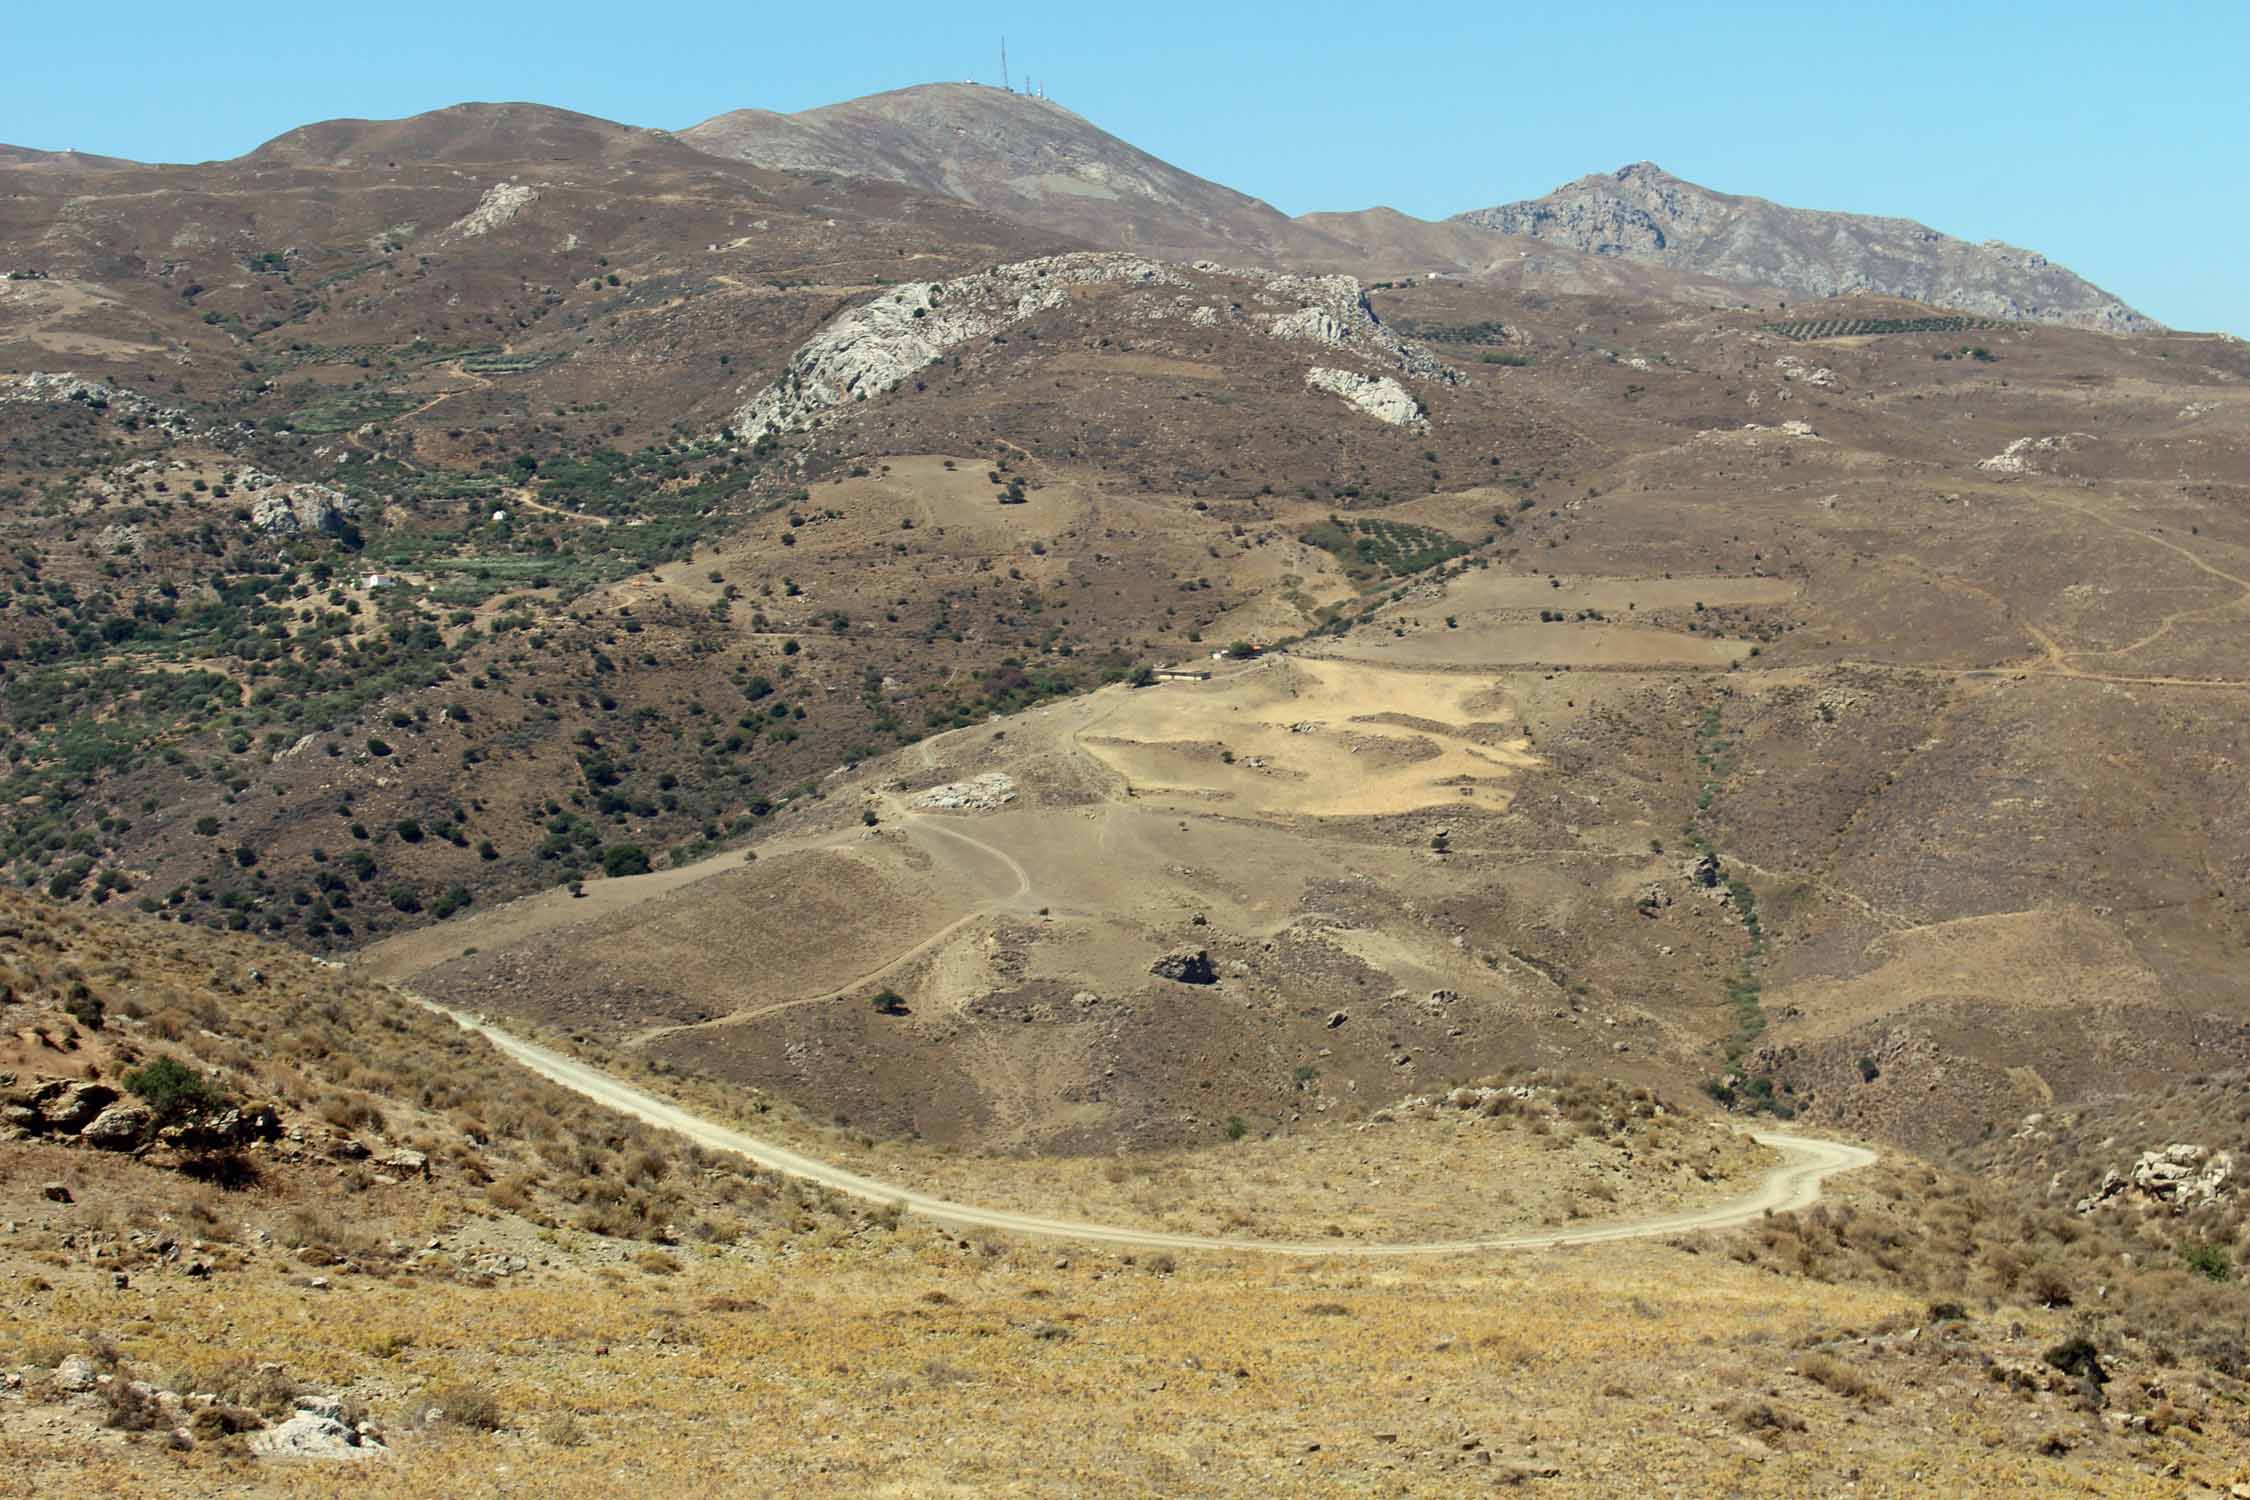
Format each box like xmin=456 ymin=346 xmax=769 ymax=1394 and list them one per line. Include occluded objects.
xmin=123 ymin=1054 xmax=229 ymax=1122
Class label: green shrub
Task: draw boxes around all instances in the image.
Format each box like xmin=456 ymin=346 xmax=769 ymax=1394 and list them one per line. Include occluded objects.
xmin=2186 ymin=1244 xmax=2233 ymax=1282
xmin=123 ymin=1055 xmax=229 ymax=1122
xmin=601 ymin=844 xmax=650 ymax=878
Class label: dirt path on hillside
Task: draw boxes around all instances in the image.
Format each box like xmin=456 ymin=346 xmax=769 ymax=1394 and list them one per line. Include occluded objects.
xmin=423 ymin=1000 xmax=1878 ymax=1256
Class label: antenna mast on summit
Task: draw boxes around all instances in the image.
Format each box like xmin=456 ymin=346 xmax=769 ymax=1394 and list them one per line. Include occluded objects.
xmin=1001 ymin=37 xmax=1010 ymax=92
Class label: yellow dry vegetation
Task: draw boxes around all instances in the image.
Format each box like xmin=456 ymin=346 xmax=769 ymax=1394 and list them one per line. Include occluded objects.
xmin=869 ymin=1083 xmax=1772 ymax=1243
xmin=4 ymin=893 xmax=2247 ymax=1496
xmin=1437 ymin=572 xmax=1802 ymax=613
xmin=1314 ymin=620 xmax=1745 ymax=669
xmin=1 ymin=1234 xmax=2206 ymax=1498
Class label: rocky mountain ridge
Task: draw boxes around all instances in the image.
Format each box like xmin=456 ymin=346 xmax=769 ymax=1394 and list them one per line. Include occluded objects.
xmin=9 ymin=91 xmax=2161 ymax=332
xmin=1453 ymin=161 xmax=2155 ymax=333
xmin=678 ymin=86 xmax=2157 ymax=332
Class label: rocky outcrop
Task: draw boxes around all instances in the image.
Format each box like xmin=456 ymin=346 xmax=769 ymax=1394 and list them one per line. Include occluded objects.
xmin=380 ymin=1148 xmax=429 ymax=1180
xmin=1305 ymin=368 xmax=1425 ymax=430
xmin=157 ymin=1104 xmax=283 ymax=1153
xmin=1976 ymin=434 xmax=2088 ymax=475
xmin=732 ymin=255 xmax=1457 ymax=445
xmin=913 ymin=773 xmax=1018 ymax=811
xmin=0 ymin=371 xmax=194 ymax=434
xmin=1150 ymin=947 xmax=1218 ymax=985
xmin=26 ymin=1079 xmax=117 ymax=1131
xmin=1454 ymin=162 xmax=2157 ymax=334
xmin=447 ymin=181 xmax=536 ymax=238
xmin=1253 ymin=272 xmax=1456 ymax=385
xmin=731 ymin=252 xmax=1184 ymax=439
xmin=4 ymin=1074 xmax=281 ymax=1155
xmin=80 ymin=1101 xmax=154 ymax=1150
xmin=246 ymin=475 xmax=358 ymax=537
xmin=251 ymin=1410 xmax=388 ymax=1461
xmin=2076 ymin=1143 xmax=2235 ymax=1214
xmin=1774 ymin=354 xmax=1838 ymax=389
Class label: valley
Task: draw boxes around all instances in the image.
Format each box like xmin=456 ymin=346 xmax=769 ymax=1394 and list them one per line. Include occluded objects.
xmin=2 ymin=71 xmax=2248 ymax=1496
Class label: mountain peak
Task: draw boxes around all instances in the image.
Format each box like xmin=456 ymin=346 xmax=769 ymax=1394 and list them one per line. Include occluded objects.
xmin=679 ymin=81 xmax=1347 ymax=264
xmin=1452 ymin=166 xmax=2154 ymax=332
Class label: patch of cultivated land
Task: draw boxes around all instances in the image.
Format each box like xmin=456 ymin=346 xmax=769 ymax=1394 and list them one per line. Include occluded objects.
xmin=1078 ymin=656 xmax=1537 ymax=815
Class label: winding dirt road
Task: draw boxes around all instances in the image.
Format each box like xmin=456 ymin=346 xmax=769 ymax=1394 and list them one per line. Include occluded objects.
xmin=433 ymin=1003 xmax=1877 ymax=1256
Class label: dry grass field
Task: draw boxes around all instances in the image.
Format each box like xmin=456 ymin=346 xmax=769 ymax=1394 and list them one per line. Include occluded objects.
xmin=9 ymin=1228 xmax=2185 ymax=1500
xmin=4 ymin=885 xmax=2250 ymax=1496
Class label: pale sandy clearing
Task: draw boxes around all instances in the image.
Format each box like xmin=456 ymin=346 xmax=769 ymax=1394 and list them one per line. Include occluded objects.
xmin=1077 ymin=656 xmax=1536 ymax=816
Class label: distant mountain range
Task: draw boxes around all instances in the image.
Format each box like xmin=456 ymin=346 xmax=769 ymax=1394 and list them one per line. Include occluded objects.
xmin=681 ymin=83 xmax=2155 ymax=332
xmin=4 ymin=83 xmax=2159 ymax=330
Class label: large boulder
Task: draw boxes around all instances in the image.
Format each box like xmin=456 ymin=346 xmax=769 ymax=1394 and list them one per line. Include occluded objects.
xmin=2132 ymin=1144 xmax=2234 ymax=1210
xmin=80 ymin=1101 xmax=153 ymax=1150
xmin=1303 ymin=367 xmax=1427 ymax=430
xmin=381 ymin=1149 xmax=429 ymax=1180
xmin=250 ymin=1411 xmax=388 ymax=1461
xmin=4 ymin=1078 xmax=118 ymax=1134
xmin=40 ymin=1081 xmax=119 ymax=1132
xmin=245 ymin=474 xmax=357 ymax=538
xmin=1150 ymin=948 xmax=1218 ymax=985
xmin=158 ymin=1104 xmax=283 ymax=1153
xmin=2075 ymin=1143 xmax=2236 ymax=1214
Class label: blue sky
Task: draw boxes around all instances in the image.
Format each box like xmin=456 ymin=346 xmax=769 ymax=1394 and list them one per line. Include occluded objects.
xmin=7 ymin=1 xmax=2242 ymax=331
